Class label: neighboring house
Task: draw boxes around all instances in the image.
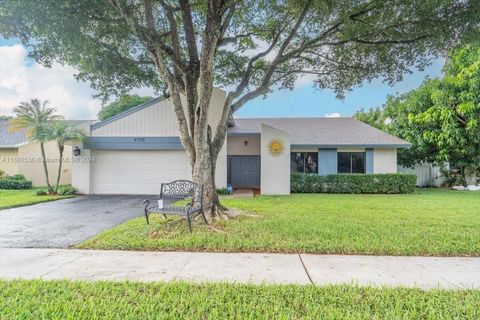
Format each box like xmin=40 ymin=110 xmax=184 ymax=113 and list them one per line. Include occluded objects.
xmin=72 ymin=88 xmax=411 ymax=195
xmin=0 ymin=120 xmax=90 ymax=186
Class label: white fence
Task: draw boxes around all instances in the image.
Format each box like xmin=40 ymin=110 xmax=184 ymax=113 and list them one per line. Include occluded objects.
xmin=398 ymin=163 xmax=446 ymax=187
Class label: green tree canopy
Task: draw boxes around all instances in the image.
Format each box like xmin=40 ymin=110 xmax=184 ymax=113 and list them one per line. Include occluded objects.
xmin=356 ymin=43 xmax=480 ymax=182
xmin=98 ymin=95 xmax=152 ymax=120
xmin=353 ymin=107 xmax=387 ymax=131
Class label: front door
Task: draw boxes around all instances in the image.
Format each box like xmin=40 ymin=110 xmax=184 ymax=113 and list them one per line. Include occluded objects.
xmin=228 ymin=155 xmax=261 ymax=188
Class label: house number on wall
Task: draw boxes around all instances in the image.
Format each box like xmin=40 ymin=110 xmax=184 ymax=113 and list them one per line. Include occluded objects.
xmin=134 ymin=137 xmax=146 ymax=142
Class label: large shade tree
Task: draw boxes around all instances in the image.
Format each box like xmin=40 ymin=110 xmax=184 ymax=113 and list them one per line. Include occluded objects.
xmin=98 ymin=94 xmax=153 ymax=120
xmin=384 ymin=43 xmax=480 ymax=184
xmin=354 ymin=43 xmax=480 ymax=185
xmin=353 ymin=107 xmax=386 ymax=131
xmin=1 ymin=0 xmax=479 ymax=217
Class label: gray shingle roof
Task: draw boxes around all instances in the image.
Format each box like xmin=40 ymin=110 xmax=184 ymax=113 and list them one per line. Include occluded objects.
xmin=228 ymin=117 xmax=411 ymax=147
xmin=0 ymin=120 xmax=93 ymax=148
xmin=0 ymin=120 xmax=27 ymax=147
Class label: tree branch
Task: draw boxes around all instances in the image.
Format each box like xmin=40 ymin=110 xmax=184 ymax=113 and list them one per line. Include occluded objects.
xmin=219 ymin=32 xmax=253 ymax=46
xmin=230 ymin=0 xmax=314 ymax=112
xmin=177 ymin=0 xmax=201 ymax=142
xmin=158 ymin=0 xmax=186 ymax=92
xmin=108 ymin=0 xmax=194 ymax=158
xmin=109 ymin=0 xmax=187 ymax=74
xmin=144 ymin=0 xmax=155 ymax=32
xmin=212 ymin=0 xmax=313 ymax=154
xmin=179 ymin=0 xmax=200 ymax=68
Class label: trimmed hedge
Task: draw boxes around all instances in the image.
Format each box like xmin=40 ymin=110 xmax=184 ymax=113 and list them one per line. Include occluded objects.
xmin=291 ymin=173 xmax=416 ymax=194
xmin=8 ymin=174 xmax=27 ymax=181
xmin=0 ymin=175 xmax=33 ymax=190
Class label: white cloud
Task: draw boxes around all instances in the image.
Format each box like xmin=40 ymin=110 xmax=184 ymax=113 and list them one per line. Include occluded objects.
xmin=324 ymin=112 xmax=341 ymax=118
xmin=294 ymin=73 xmax=317 ymax=87
xmin=244 ymin=39 xmax=278 ymax=63
xmin=0 ymin=44 xmax=102 ymax=119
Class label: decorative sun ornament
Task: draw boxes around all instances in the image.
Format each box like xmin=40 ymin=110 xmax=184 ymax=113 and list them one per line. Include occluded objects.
xmin=267 ymin=139 xmax=285 ymax=157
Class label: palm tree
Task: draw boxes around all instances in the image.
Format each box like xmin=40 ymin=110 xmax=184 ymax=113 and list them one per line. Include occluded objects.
xmin=10 ymin=99 xmax=63 ymax=193
xmin=46 ymin=121 xmax=87 ymax=193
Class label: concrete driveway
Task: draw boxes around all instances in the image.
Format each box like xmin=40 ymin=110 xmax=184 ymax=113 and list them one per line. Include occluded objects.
xmin=0 ymin=195 xmax=146 ymax=248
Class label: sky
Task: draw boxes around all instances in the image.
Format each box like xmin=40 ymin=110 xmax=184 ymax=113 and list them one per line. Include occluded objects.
xmin=0 ymin=38 xmax=443 ymax=120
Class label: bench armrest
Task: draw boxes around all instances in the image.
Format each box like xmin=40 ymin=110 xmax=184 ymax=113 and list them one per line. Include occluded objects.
xmin=143 ymin=197 xmax=159 ymax=204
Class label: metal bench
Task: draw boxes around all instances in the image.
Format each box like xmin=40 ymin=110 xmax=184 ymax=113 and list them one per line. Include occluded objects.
xmin=143 ymin=180 xmax=207 ymax=232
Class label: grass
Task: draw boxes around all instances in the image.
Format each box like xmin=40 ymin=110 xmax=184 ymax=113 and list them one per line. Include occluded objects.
xmin=0 ymin=279 xmax=479 ymax=319
xmin=78 ymin=189 xmax=480 ymax=256
xmin=0 ymin=188 xmax=73 ymax=210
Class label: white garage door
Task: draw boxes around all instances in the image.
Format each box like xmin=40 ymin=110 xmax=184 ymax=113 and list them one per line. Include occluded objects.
xmin=92 ymin=150 xmax=191 ymax=194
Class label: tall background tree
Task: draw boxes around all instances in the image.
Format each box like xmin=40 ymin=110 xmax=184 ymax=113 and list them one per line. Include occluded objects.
xmin=353 ymin=107 xmax=386 ymax=131
xmin=355 ymin=43 xmax=480 ymax=185
xmin=98 ymin=94 xmax=152 ymax=120
xmin=1 ymin=0 xmax=479 ymax=217
xmin=9 ymin=99 xmax=63 ymax=193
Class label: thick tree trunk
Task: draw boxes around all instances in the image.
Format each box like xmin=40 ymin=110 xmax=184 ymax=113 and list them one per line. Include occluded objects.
xmin=190 ymin=140 xmax=223 ymax=220
xmin=39 ymin=142 xmax=54 ymax=193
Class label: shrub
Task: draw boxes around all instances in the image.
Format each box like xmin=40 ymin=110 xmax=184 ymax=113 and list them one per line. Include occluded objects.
xmin=0 ymin=176 xmax=33 ymax=189
xmin=0 ymin=170 xmax=5 ymax=179
xmin=36 ymin=189 xmax=48 ymax=196
xmin=9 ymin=174 xmax=27 ymax=180
xmin=291 ymin=173 xmax=416 ymax=194
xmin=58 ymin=185 xmax=76 ymax=196
xmin=216 ymin=187 xmax=230 ymax=195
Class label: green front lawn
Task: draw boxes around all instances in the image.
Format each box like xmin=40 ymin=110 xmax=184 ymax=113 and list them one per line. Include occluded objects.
xmin=78 ymin=189 xmax=480 ymax=256
xmin=0 ymin=189 xmax=72 ymax=210
xmin=1 ymin=280 xmax=479 ymax=319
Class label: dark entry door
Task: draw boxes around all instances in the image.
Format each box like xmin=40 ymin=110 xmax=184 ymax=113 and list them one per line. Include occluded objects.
xmin=228 ymin=156 xmax=261 ymax=188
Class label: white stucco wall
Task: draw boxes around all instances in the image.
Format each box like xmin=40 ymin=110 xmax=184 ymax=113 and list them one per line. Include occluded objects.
xmin=17 ymin=141 xmax=72 ymax=186
xmin=261 ymin=124 xmax=290 ymax=195
xmin=208 ymin=88 xmax=228 ymax=188
xmin=215 ymin=142 xmax=227 ymax=188
xmin=290 ymin=148 xmax=317 ymax=152
xmin=71 ymin=121 xmax=93 ymax=194
xmin=227 ymin=136 xmax=260 ymax=155
xmin=337 ymin=147 xmax=365 ymax=152
xmin=0 ymin=148 xmax=19 ymax=176
xmin=1 ymin=143 xmax=73 ymax=186
xmin=71 ymin=146 xmax=93 ymax=194
xmin=374 ymin=148 xmax=397 ymax=173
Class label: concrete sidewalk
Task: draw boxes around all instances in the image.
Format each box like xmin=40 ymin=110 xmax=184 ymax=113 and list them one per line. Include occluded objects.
xmin=0 ymin=248 xmax=479 ymax=289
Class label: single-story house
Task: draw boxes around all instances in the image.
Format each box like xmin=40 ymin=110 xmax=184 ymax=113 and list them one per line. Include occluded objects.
xmin=0 ymin=120 xmax=90 ymax=186
xmin=71 ymin=88 xmax=411 ymax=195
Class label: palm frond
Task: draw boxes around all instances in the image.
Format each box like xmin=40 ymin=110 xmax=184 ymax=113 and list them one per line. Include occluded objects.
xmin=48 ymin=121 xmax=88 ymax=146
xmin=10 ymin=99 xmax=63 ymax=143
